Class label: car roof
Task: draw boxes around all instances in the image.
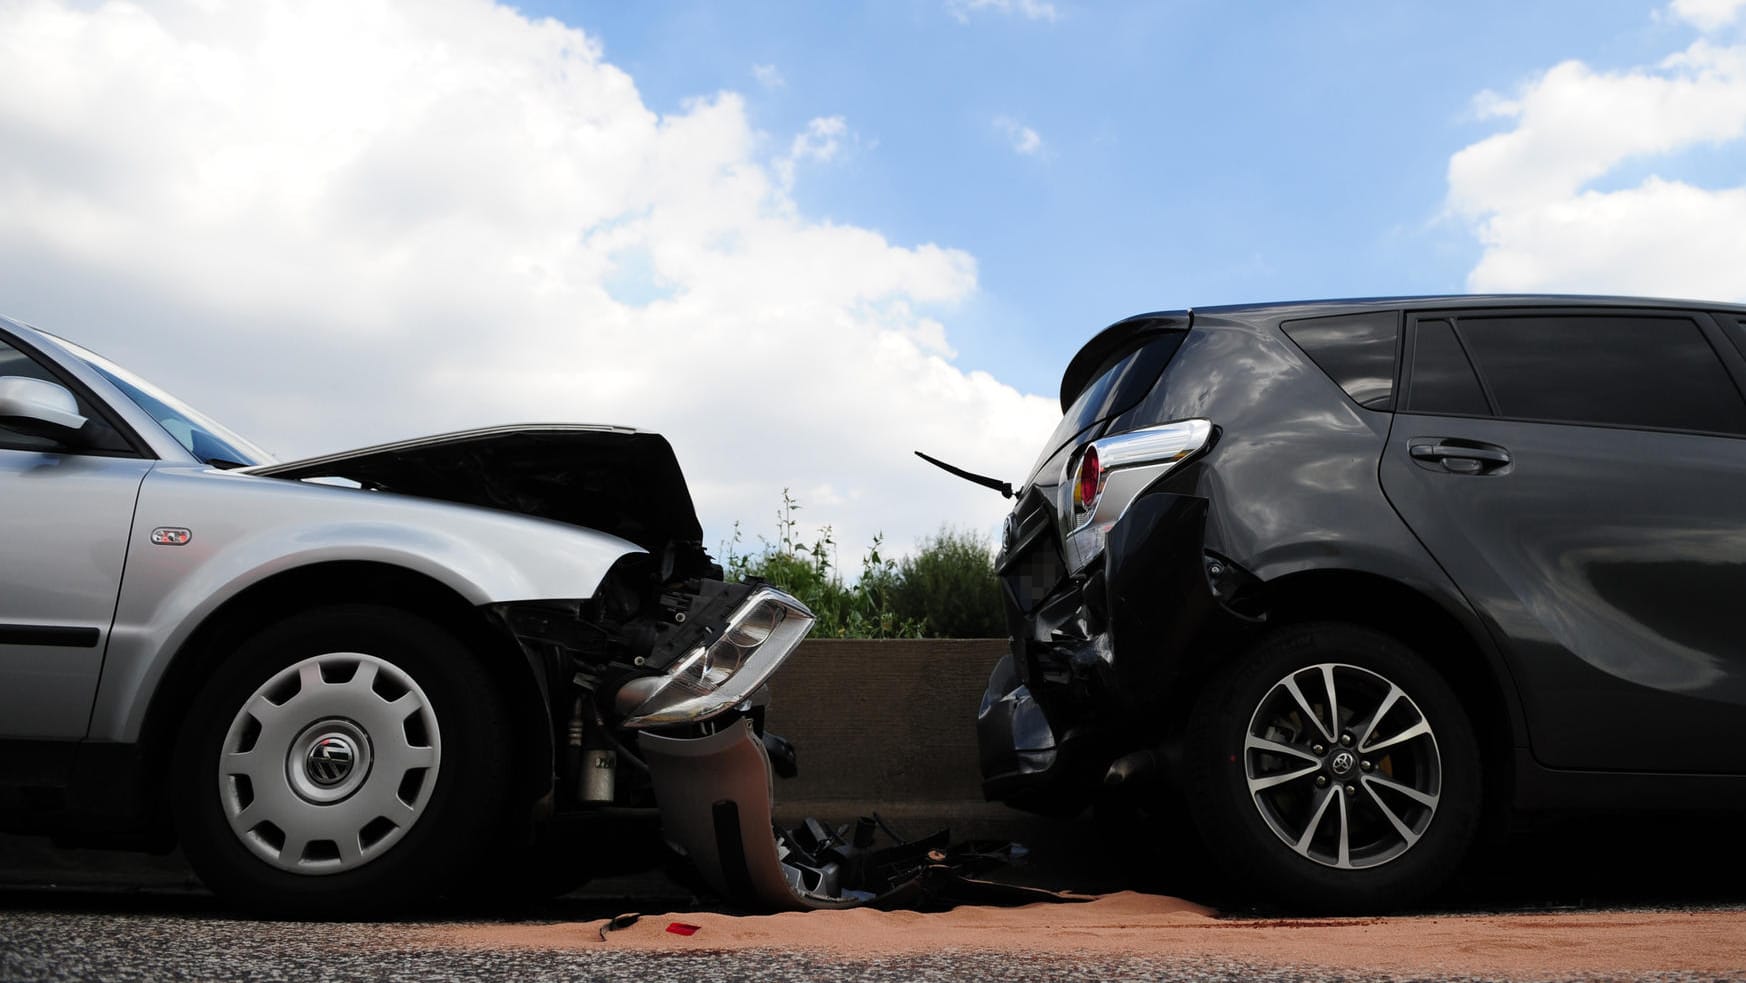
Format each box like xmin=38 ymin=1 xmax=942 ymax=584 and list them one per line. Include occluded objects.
xmin=1060 ymin=294 xmax=1746 ymax=410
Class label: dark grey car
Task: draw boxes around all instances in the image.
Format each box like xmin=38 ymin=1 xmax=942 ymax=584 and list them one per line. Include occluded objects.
xmin=976 ymin=296 xmax=1746 ymax=910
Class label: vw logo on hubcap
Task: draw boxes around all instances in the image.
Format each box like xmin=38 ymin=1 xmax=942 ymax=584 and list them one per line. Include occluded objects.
xmin=305 ymin=735 xmax=357 ymax=787
xmin=1329 ymin=750 xmax=1356 ymax=777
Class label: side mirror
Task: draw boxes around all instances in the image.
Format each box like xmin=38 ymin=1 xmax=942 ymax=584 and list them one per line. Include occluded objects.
xmin=0 ymin=376 xmax=88 ymax=439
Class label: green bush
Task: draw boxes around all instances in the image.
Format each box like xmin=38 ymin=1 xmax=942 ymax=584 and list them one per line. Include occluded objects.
xmin=721 ymin=492 xmax=923 ymax=639
xmin=721 ymin=493 xmax=1003 ymax=639
xmin=888 ymin=527 xmax=1005 ymax=638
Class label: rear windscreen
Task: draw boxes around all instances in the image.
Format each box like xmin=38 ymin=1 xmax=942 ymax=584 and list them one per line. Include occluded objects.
xmin=1031 ymin=331 xmax=1186 ymax=479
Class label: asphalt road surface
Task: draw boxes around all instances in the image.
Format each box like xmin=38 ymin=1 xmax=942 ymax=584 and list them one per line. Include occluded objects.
xmin=4 ymin=812 xmax=1746 ymax=982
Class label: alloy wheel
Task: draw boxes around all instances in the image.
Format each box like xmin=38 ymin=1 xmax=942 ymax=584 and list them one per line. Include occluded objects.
xmin=1242 ymin=662 xmax=1441 ymax=870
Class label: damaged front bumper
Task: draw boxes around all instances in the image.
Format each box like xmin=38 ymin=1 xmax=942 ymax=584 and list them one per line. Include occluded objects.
xmin=642 ymin=719 xmax=869 ymax=910
xmin=507 ymin=577 xmax=924 ymax=911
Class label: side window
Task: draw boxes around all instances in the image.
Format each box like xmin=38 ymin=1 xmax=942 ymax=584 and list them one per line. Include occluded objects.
xmin=0 ymin=338 xmax=133 ymax=454
xmin=1455 ymin=314 xmax=1746 ymax=435
xmin=1406 ymin=319 xmax=1491 ymax=417
xmin=1282 ymin=311 xmax=1399 ymax=410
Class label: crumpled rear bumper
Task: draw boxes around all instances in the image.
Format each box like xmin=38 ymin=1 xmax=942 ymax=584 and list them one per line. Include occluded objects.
xmin=981 ymin=490 xmax=1250 ymax=807
xmin=641 ymin=719 xmax=864 ymax=911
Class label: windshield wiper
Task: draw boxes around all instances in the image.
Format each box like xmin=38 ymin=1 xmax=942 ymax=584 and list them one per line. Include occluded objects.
xmin=913 ymin=451 xmax=1014 ymax=499
xmin=206 ymin=457 xmax=250 ymax=470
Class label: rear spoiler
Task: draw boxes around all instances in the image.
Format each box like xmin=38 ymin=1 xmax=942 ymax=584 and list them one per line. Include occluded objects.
xmin=1058 ymin=310 xmax=1191 ymax=411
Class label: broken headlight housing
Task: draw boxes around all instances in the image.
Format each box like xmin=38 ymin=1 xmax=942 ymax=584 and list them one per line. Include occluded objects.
xmin=615 ymin=585 xmax=816 ymax=728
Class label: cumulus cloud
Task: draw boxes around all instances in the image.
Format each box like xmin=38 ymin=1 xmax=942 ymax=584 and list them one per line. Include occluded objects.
xmin=948 ymin=0 xmax=1059 ymax=23
xmin=0 ymin=0 xmax=1058 ymax=560
xmin=993 ymin=116 xmax=1044 ymax=156
xmin=1669 ymin=0 xmax=1746 ymax=30
xmin=1448 ymin=31 xmax=1746 ymax=299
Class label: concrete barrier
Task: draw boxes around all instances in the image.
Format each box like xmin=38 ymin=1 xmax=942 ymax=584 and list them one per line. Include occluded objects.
xmin=761 ymin=638 xmax=1027 ymax=836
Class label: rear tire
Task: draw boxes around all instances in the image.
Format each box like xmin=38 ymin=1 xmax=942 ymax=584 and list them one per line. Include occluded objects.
xmin=171 ymin=604 xmax=512 ymax=918
xmin=1184 ymin=622 xmax=1481 ymax=912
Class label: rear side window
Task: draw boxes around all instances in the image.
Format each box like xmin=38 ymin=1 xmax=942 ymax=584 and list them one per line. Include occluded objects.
xmin=1455 ymin=315 xmax=1746 ymax=435
xmin=1282 ymin=311 xmax=1399 ymax=410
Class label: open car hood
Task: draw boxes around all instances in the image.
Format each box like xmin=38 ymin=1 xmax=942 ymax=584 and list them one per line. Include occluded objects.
xmin=246 ymin=424 xmax=704 ymax=552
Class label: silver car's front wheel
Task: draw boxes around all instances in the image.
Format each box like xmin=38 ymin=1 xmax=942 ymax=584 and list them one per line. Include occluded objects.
xmin=219 ymin=652 xmax=443 ymax=875
xmin=173 ymin=604 xmax=510 ymax=917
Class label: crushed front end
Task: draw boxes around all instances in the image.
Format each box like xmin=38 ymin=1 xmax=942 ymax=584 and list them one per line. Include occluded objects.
xmin=494 ymin=552 xmax=882 ymax=910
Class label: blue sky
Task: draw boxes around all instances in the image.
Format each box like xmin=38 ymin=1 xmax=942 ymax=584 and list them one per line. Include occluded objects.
xmin=518 ymin=1 xmax=1706 ymax=397
xmin=4 ymin=0 xmax=1743 ymax=556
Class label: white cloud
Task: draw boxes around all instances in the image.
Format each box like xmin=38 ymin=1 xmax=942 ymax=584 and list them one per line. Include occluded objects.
xmin=994 ymin=116 xmax=1044 ymax=156
xmin=751 ymin=63 xmax=785 ymax=89
xmin=0 ymin=0 xmax=1058 ymax=561
xmin=948 ymin=0 xmax=1059 ymax=23
xmin=1448 ymin=35 xmax=1746 ymax=300
xmin=774 ymin=115 xmax=851 ymax=189
xmin=1670 ymin=0 xmax=1746 ymax=31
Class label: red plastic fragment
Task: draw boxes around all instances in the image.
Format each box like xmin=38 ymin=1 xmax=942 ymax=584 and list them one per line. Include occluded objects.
xmin=666 ymin=922 xmax=701 ymax=937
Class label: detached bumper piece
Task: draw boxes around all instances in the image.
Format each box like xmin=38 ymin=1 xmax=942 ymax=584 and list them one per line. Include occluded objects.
xmin=643 ymin=720 xmax=860 ymax=910
xmin=642 ymin=719 xmax=1072 ymax=911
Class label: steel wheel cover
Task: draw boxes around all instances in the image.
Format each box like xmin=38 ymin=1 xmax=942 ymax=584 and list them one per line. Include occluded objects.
xmin=1242 ymin=662 xmax=1441 ymax=870
xmin=217 ymin=653 xmax=442 ymax=875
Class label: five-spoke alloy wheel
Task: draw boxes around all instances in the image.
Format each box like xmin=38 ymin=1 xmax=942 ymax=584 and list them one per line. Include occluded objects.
xmin=1187 ymin=623 xmax=1481 ymax=912
xmin=173 ymin=604 xmax=510 ymax=917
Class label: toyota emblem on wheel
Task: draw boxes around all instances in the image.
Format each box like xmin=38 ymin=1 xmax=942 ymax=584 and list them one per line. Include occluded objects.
xmin=306 ymin=736 xmax=356 ymax=787
xmin=1329 ymin=750 xmax=1355 ymax=777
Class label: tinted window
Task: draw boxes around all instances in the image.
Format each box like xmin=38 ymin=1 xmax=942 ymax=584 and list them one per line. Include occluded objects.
xmin=1032 ymin=331 xmax=1186 ymax=477
xmin=1407 ymin=319 xmax=1491 ymax=416
xmin=0 ymin=338 xmax=132 ymax=453
xmin=1456 ymin=315 xmax=1746 ymax=434
xmin=1282 ymin=311 xmax=1399 ymax=410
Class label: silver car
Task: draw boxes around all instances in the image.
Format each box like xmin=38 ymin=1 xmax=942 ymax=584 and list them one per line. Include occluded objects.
xmin=0 ymin=315 xmax=844 ymax=915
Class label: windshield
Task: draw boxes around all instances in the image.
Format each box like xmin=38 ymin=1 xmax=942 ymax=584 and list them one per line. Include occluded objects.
xmin=48 ymin=337 xmax=274 ymax=467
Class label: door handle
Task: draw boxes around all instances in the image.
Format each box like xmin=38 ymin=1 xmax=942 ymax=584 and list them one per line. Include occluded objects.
xmin=1409 ymin=441 xmax=1512 ymax=474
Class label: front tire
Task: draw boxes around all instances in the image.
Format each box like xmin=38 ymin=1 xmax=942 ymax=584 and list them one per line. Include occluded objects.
xmin=171 ymin=604 xmax=512 ymax=917
xmin=1184 ymin=622 xmax=1481 ymax=912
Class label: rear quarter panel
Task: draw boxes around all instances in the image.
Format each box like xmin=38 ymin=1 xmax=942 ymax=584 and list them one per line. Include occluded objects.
xmin=1111 ymin=310 xmax=1527 ymax=738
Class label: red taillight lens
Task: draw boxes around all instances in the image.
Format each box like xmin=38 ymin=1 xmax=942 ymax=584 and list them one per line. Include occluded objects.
xmin=1074 ymin=446 xmax=1101 ymax=513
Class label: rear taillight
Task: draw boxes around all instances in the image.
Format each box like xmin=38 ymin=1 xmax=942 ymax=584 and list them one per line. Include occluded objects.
xmin=1061 ymin=418 xmax=1214 ymax=574
xmin=1073 ymin=446 xmax=1102 ymax=514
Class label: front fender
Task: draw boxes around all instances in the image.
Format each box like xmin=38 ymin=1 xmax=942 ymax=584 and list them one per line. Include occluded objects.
xmin=88 ymin=465 xmax=642 ymax=742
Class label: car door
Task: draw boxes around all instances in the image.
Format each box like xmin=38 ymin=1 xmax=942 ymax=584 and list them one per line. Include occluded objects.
xmin=0 ymin=333 xmax=153 ymax=740
xmin=1379 ymin=307 xmax=1746 ymax=773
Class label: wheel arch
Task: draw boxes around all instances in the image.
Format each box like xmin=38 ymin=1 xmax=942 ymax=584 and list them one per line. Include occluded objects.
xmin=1242 ymin=568 xmax=1524 ymax=829
xmin=136 ymin=560 xmax=555 ymax=839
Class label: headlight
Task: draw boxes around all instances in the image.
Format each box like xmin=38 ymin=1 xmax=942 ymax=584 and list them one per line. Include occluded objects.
xmin=617 ymin=586 xmax=815 ymax=728
xmin=1061 ymin=418 xmax=1213 ymax=574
